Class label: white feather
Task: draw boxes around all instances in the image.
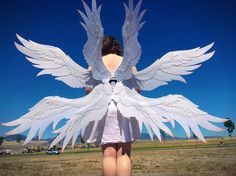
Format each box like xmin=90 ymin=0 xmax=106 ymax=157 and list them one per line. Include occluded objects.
xmin=134 ymin=43 xmax=215 ymax=91
xmin=113 ymin=83 xmax=227 ymax=142
xmin=115 ymin=0 xmax=146 ymax=80
xmin=14 ymin=34 xmax=89 ymax=88
xmin=78 ymin=0 xmax=110 ymax=81
xmin=2 ymin=83 xmax=112 ymax=150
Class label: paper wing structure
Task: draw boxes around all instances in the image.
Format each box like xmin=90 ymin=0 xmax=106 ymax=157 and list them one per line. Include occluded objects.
xmin=1 ymin=0 xmax=228 ymax=151
xmin=134 ymin=43 xmax=215 ymax=91
xmin=14 ymin=34 xmax=90 ymax=88
xmin=78 ymin=0 xmax=110 ymax=81
xmin=115 ymin=0 xmax=146 ymax=81
xmin=2 ymin=83 xmax=112 ymax=151
xmin=113 ymin=82 xmax=228 ymax=142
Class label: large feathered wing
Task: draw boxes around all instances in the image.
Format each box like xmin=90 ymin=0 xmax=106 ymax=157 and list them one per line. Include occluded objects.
xmin=115 ymin=0 xmax=146 ymax=80
xmin=14 ymin=34 xmax=90 ymax=88
xmin=78 ymin=0 xmax=110 ymax=81
xmin=2 ymin=83 xmax=112 ymax=151
xmin=134 ymin=43 xmax=215 ymax=91
xmin=112 ymin=82 xmax=228 ymax=142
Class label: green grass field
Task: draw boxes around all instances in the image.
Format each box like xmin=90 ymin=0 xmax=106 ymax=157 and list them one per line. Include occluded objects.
xmin=0 ymin=138 xmax=236 ymax=176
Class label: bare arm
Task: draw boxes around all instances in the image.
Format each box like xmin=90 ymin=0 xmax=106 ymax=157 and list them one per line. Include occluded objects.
xmin=132 ymin=66 xmax=141 ymax=94
xmin=86 ymin=66 xmax=93 ymax=95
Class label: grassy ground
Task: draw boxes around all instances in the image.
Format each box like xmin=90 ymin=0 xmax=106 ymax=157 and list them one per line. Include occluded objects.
xmin=0 ymin=138 xmax=235 ymax=176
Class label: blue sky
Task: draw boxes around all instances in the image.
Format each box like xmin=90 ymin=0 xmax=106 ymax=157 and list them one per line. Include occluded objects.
xmin=0 ymin=0 xmax=235 ymax=140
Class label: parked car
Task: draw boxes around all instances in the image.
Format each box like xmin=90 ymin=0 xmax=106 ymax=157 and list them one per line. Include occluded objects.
xmin=20 ymin=148 xmax=28 ymax=154
xmin=0 ymin=149 xmax=4 ymax=155
xmin=0 ymin=149 xmax=11 ymax=155
xmin=45 ymin=148 xmax=60 ymax=155
xmin=27 ymin=148 xmax=35 ymax=153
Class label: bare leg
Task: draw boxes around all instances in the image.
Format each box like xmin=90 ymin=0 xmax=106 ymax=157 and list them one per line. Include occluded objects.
xmin=116 ymin=142 xmax=132 ymax=176
xmin=101 ymin=143 xmax=117 ymax=176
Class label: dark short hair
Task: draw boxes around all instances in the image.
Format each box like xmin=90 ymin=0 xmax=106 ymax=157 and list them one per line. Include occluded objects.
xmin=102 ymin=35 xmax=122 ymax=56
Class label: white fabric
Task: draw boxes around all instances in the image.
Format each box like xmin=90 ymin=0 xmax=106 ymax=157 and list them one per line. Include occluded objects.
xmin=83 ymin=71 xmax=141 ymax=145
xmin=83 ymin=100 xmax=141 ymax=145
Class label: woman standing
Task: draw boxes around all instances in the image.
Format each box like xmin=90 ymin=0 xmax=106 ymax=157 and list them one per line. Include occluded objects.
xmin=85 ymin=35 xmax=141 ymax=176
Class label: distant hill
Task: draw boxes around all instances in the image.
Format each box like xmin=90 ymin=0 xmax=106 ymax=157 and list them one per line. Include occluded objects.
xmin=141 ymin=133 xmax=224 ymax=141
xmin=43 ymin=135 xmax=84 ymax=144
xmin=3 ymin=133 xmax=224 ymax=143
xmin=3 ymin=134 xmax=41 ymax=142
xmin=4 ymin=134 xmax=27 ymax=141
xmin=141 ymin=133 xmax=185 ymax=140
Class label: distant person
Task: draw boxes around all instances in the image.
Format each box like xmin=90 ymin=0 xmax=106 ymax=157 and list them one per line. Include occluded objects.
xmin=219 ymin=137 xmax=224 ymax=147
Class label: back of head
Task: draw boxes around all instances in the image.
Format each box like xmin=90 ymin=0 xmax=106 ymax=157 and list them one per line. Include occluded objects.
xmin=102 ymin=35 xmax=122 ymax=56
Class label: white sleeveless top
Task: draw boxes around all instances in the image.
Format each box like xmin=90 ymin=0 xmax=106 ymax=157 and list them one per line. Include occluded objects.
xmin=82 ymin=71 xmax=141 ymax=145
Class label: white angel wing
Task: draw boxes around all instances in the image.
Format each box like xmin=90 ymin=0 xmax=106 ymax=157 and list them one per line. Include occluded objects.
xmin=115 ymin=0 xmax=146 ymax=80
xmin=113 ymin=82 xmax=227 ymax=142
xmin=2 ymin=83 xmax=112 ymax=151
xmin=14 ymin=34 xmax=90 ymax=88
xmin=78 ymin=0 xmax=110 ymax=81
xmin=134 ymin=43 xmax=215 ymax=91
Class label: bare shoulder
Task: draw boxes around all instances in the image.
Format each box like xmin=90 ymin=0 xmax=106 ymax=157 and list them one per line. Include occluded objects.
xmin=116 ymin=55 xmax=123 ymax=63
xmin=132 ymin=66 xmax=138 ymax=73
xmin=116 ymin=55 xmax=123 ymax=59
xmin=88 ymin=66 xmax=93 ymax=71
xmin=102 ymin=54 xmax=123 ymax=61
xmin=102 ymin=54 xmax=123 ymax=70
